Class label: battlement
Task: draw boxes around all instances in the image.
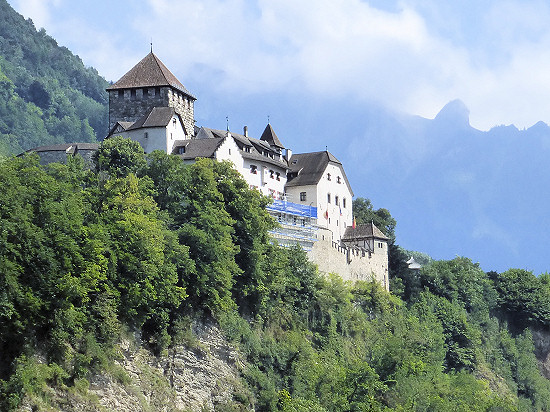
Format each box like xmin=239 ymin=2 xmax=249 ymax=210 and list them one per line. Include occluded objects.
xmin=309 ymin=228 xmax=389 ymax=290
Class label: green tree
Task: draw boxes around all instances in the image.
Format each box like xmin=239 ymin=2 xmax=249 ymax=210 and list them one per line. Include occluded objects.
xmin=175 ymin=159 xmax=241 ymax=314
xmin=352 ymin=197 xmax=396 ymax=241
xmin=96 ymin=174 xmax=188 ymax=341
xmin=211 ymin=160 xmax=275 ymax=314
xmin=93 ymin=136 xmax=146 ymax=178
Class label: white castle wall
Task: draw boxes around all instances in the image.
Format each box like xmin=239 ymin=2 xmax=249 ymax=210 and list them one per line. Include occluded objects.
xmin=309 ymin=228 xmax=389 ymax=290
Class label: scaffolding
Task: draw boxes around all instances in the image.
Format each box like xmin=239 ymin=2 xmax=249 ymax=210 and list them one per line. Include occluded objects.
xmin=266 ymin=200 xmax=318 ymax=250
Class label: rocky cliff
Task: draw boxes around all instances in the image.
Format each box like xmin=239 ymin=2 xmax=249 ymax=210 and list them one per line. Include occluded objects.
xmin=17 ymin=321 xmax=252 ymax=412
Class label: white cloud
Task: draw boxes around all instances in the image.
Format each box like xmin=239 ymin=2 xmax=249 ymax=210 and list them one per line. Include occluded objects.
xmin=10 ymin=0 xmax=550 ymax=130
xmin=136 ymin=0 xmax=550 ymax=130
xmin=11 ymin=0 xmax=61 ymax=30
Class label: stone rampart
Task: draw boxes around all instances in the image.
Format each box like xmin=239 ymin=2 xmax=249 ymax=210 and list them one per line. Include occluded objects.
xmin=308 ymin=229 xmax=389 ymax=290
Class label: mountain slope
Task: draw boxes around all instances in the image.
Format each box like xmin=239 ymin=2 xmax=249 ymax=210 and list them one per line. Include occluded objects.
xmin=0 ymin=0 xmax=108 ymax=156
xmin=333 ymin=99 xmax=550 ymax=274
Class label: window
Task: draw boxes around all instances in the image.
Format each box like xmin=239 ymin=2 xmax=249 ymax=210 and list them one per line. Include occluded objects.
xmin=229 ymin=148 xmax=231 ymax=155
xmin=178 ymin=146 xmax=185 ymax=154
xmin=144 ymin=132 xmax=148 ymax=139
xmin=276 ymin=172 xmax=280 ymax=181
xmin=269 ymin=170 xmax=274 ymax=179
xmin=343 ymin=198 xmax=346 ymax=208
xmin=118 ymin=89 xmax=124 ymax=99
xmin=327 ymin=193 xmax=331 ymax=203
xmin=131 ymin=89 xmax=136 ymax=99
xmin=335 ymin=196 xmax=339 ymax=206
xmin=245 ymin=146 xmax=251 ymax=153
xmin=327 ymin=173 xmax=331 ymax=181
xmin=155 ymin=87 xmax=160 ymax=96
xmin=300 ymin=192 xmax=306 ymax=201
xmin=173 ymin=118 xmax=177 ymax=127
xmin=250 ymin=165 xmax=257 ymax=174
xmin=337 ymin=176 xmax=341 ymax=184
xmin=143 ymin=88 xmax=149 ymax=98
xmin=378 ymin=242 xmax=384 ymax=248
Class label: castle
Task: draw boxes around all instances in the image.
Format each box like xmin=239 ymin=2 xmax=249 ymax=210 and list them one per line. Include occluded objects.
xmin=27 ymin=52 xmax=389 ymax=289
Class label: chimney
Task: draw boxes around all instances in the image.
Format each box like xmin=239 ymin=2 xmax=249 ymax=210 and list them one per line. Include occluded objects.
xmin=244 ymin=126 xmax=248 ymax=137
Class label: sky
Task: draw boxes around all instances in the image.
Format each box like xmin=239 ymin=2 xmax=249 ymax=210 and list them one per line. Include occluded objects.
xmin=6 ymin=0 xmax=550 ymax=273
xmin=7 ymin=0 xmax=550 ymax=130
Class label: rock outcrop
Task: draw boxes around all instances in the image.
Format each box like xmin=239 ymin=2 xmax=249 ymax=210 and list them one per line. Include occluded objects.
xmin=18 ymin=320 xmax=252 ymax=412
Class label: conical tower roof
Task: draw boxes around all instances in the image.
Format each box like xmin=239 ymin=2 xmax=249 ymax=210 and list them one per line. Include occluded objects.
xmin=260 ymin=123 xmax=284 ymax=149
xmin=107 ymin=52 xmax=195 ymax=98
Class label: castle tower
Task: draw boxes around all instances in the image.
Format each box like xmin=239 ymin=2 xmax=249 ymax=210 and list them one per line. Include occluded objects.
xmin=106 ymin=52 xmax=196 ymax=136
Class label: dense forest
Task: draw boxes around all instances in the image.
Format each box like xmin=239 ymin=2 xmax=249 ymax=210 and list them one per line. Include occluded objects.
xmin=2 ymin=137 xmax=550 ymax=411
xmin=0 ymin=0 xmax=109 ymax=156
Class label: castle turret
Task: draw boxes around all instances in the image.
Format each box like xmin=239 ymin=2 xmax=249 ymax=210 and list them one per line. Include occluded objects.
xmin=106 ymin=52 xmax=196 ymax=136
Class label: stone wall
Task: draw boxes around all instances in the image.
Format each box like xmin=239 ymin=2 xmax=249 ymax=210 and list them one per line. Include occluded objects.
xmin=108 ymin=87 xmax=194 ymax=136
xmin=166 ymin=89 xmax=195 ymax=137
xmin=108 ymin=87 xmax=166 ymax=130
xmin=33 ymin=148 xmax=96 ymax=168
xmin=309 ymin=228 xmax=389 ymax=290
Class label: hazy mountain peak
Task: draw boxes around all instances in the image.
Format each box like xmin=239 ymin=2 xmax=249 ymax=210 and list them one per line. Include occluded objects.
xmin=434 ymin=99 xmax=470 ymax=128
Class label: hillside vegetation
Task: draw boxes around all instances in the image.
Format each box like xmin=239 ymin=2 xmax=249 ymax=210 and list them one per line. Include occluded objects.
xmin=0 ymin=0 xmax=108 ymax=156
xmin=2 ymin=138 xmax=550 ymax=411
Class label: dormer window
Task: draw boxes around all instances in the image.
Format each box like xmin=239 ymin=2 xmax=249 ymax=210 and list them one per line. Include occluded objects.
xmin=178 ymin=146 xmax=186 ymax=154
xmin=327 ymin=173 xmax=331 ymax=181
xmin=245 ymin=146 xmax=251 ymax=153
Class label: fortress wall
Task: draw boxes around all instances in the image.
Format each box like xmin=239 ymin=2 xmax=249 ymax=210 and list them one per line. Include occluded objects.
xmin=308 ymin=228 xmax=389 ymax=290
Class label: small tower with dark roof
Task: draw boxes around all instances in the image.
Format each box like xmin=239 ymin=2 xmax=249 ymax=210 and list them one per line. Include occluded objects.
xmin=260 ymin=123 xmax=285 ymax=151
xmin=106 ymin=52 xmax=196 ymax=136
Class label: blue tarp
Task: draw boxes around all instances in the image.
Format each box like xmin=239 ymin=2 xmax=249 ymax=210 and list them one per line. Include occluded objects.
xmin=267 ymin=200 xmax=317 ymax=218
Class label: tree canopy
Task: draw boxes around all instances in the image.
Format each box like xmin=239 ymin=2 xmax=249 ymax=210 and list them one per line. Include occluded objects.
xmin=2 ymin=140 xmax=550 ymax=411
xmin=353 ymin=197 xmax=396 ymax=241
xmin=0 ymin=0 xmax=108 ymax=156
